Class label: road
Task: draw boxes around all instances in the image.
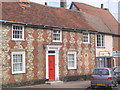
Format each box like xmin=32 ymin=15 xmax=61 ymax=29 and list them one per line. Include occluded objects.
xmin=86 ymin=84 xmax=120 ymax=90
xmin=19 ymin=80 xmax=120 ymax=90
xmin=19 ymin=80 xmax=90 ymax=88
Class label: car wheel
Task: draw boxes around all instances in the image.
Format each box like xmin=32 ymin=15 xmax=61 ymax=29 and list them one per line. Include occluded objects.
xmin=107 ymin=86 xmax=112 ymax=90
xmin=114 ymin=82 xmax=118 ymax=87
xmin=118 ymin=81 xmax=120 ymax=84
xmin=91 ymin=85 xmax=95 ymax=89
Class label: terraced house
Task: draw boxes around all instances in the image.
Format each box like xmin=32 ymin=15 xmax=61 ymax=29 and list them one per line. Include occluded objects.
xmin=0 ymin=1 xmax=119 ymax=87
xmin=70 ymin=2 xmax=120 ymax=68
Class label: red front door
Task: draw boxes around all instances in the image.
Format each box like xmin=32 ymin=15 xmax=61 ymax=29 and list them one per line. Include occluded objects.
xmin=48 ymin=55 xmax=55 ymax=80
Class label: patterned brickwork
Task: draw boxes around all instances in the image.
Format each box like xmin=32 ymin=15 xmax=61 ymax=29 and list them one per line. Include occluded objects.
xmin=0 ymin=32 xmax=2 ymax=85
xmin=60 ymin=32 xmax=96 ymax=77
xmin=37 ymin=29 xmax=45 ymax=79
xmin=2 ymin=25 xmax=11 ymax=84
xmin=2 ymin=24 xmax=96 ymax=85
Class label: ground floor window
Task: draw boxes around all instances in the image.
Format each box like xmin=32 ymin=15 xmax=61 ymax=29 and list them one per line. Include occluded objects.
xmin=12 ymin=52 xmax=25 ymax=74
xmin=68 ymin=52 xmax=76 ymax=69
xmin=107 ymin=58 xmax=112 ymax=68
xmin=97 ymin=58 xmax=105 ymax=68
xmin=97 ymin=57 xmax=114 ymax=68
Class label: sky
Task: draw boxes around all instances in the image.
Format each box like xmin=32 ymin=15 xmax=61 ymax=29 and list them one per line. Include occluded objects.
xmin=30 ymin=0 xmax=119 ymax=21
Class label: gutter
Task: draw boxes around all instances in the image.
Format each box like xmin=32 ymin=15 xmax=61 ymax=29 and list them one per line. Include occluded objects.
xmin=0 ymin=20 xmax=97 ymax=33
xmin=1 ymin=20 xmax=120 ymax=37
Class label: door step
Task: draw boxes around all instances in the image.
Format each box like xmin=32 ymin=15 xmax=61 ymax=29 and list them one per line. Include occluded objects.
xmin=45 ymin=81 xmax=63 ymax=85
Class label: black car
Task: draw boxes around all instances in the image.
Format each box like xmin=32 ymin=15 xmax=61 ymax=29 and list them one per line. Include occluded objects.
xmin=113 ymin=67 xmax=120 ymax=83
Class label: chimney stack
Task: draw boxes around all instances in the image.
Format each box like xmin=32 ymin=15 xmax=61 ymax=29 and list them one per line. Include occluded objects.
xmin=19 ymin=0 xmax=30 ymax=7
xmin=45 ymin=2 xmax=47 ymax=6
xmin=19 ymin=0 xmax=30 ymax=3
xmin=101 ymin=4 xmax=103 ymax=8
xmin=60 ymin=0 xmax=66 ymax=8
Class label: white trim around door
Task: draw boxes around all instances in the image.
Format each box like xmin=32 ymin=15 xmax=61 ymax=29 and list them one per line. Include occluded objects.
xmin=45 ymin=45 xmax=61 ymax=81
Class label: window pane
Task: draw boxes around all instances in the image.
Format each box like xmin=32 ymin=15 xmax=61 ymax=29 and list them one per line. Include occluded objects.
xmin=13 ymin=55 xmax=17 ymax=63
xmin=83 ymin=33 xmax=89 ymax=43
xmin=68 ymin=54 xmax=74 ymax=61
xmin=13 ymin=63 xmax=22 ymax=72
xmin=20 ymin=35 xmax=22 ymax=39
xmin=17 ymin=54 xmax=22 ymax=62
xmin=93 ymin=69 xmax=109 ymax=75
xmin=54 ymin=34 xmax=60 ymax=40
xmin=97 ymin=58 xmax=105 ymax=67
xmin=53 ymin=30 xmax=61 ymax=41
xmin=13 ymin=54 xmax=22 ymax=63
xmin=13 ymin=25 xmax=23 ymax=39
xmin=13 ymin=64 xmax=17 ymax=72
xmin=97 ymin=34 xmax=104 ymax=47
xmin=68 ymin=53 xmax=75 ymax=68
xmin=102 ymin=36 xmax=104 ymax=46
xmin=69 ymin=61 xmax=74 ymax=67
xmin=13 ymin=53 xmax=23 ymax=73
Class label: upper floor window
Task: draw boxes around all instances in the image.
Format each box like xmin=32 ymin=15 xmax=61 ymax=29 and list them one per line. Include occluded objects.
xmin=53 ymin=30 xmax=62 ymax=42
xmin=12 ymin=52 xmax=25 ymax=74
xmin=82 ymin=32 xmax=90 ymax=43
xmin=12 ymin=25 xmax=24 ymax=40
xmin=97 ymin=34 xmax=104 ymax=47
xmin=68 ymin=52 xmax=76 ymax=69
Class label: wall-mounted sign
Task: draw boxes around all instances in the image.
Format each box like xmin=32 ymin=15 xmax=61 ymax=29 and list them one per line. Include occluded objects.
xmin=99 ymin=51 xmax=110 ymax=56
xmin=113 ymin=51 xmax=120 ymax=57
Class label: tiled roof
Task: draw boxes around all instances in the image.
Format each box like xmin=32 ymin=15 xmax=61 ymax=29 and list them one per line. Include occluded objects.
xmin=71 ymin=2 xmax=119 ymax=35
xmin=82 ymin=13 xmax=112 ymax=34
xmin=2 ymin=2 xmax=94 ymax=31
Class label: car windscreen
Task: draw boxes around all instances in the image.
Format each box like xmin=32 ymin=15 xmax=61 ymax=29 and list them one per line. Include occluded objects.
xmin=93 ymin=69 xmax=109 ymax=75
xmin=114 ymin=67 xmax=120 ymax=72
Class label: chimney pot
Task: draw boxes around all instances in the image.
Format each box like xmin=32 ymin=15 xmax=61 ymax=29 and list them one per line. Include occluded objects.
xmin=45 ymin=2 xmax=47 ymax=5
xmin=19 ymin=0 xmax=30 ymax=2
xmin=19 ymin=0 xmax=30 ymax=7
xmin=101 ymin=4 xmax=103 ymax=8
xmin=60 ymin=0 xmax=66 ymax=8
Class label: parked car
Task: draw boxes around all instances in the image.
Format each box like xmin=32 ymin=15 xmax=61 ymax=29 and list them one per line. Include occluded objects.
xmin=112 ymin=66 xmax=120 ymax=83
xmin=91 ymin=68 xmax=118 ymax=88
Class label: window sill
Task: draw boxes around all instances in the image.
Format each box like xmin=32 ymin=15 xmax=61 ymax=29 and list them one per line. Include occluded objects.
xmin=82 ymin=42 xmax=90 ymax=44
xmin=11 ymin=39 xmax=26 ymax=42
xmin=68 ymin=68 xmax=77 ymax=70
xmin=52 ymin=40 xmax=62 ymax=43
xmin=12 ymin=71 xmax=25 ymax=74
xmin=97 ymin=46 xmax=105 ymax=48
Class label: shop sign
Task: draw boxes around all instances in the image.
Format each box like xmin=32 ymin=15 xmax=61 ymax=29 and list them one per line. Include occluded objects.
xmin=99 ymin=51 xmax=110 ymax=56
xmin=113 ymin=51 xmax=120 ymax=57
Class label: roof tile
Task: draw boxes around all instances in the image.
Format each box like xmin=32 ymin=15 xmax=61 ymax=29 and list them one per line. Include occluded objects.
xmin=72 ymin=2 xmax=119 ymax=35
xmin=2 ymin=2 xmax=94 ymax=31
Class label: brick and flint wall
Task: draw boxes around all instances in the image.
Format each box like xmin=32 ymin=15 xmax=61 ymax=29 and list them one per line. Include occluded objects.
xmin=113 ymin=36 xmax=120 ymax=66
xmin=1 ymin=24 xmax=96 ymax=87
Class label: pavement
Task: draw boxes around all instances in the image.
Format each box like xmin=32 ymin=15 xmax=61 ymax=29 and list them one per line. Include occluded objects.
xmin=19 ymin=80 xmax=91 ymax=89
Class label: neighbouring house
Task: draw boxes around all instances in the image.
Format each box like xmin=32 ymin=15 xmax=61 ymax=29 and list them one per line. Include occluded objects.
xmin=70 ymin=2 xmax=120 ymax=67
xmin=1 ymin=1 xmax=97 ymax=87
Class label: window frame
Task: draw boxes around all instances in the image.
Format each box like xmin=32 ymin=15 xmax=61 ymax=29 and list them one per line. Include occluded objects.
xmin=12 ymin=24 xmax=24 ymax=41
xmin=52 ymin=29 xmax=62 ymax=43
xmin=68 ymin=52 xmax=77 ymax=69
xmin=96 ymin=34 xmax=105 ymax=47
xmin=12 ymin=51 xmax=25 ymax=74
xmin=97 ymin=58 xmax=105 ymax=68
xmin=82 ymin=32 xmax=90 ymax=44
